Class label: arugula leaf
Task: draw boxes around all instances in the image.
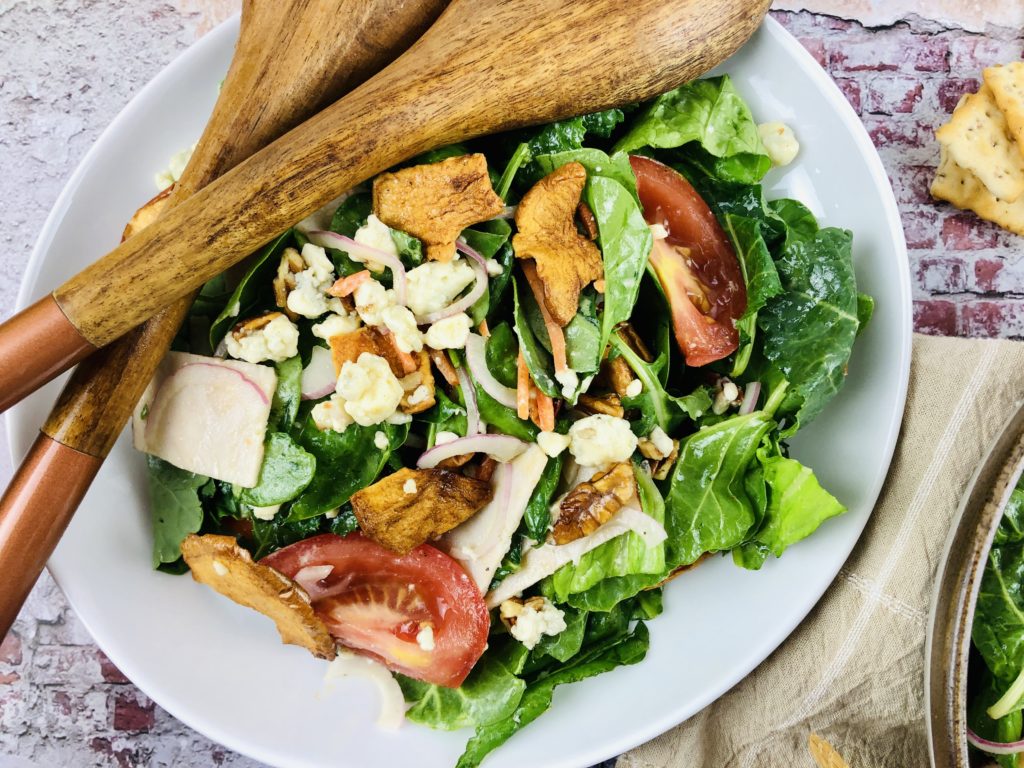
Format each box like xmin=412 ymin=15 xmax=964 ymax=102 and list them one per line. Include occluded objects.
xmin=145 ymin=456 xmax=207 ymax=568
xmin=523 ymin=454 xmax=564 ymax=543
xmin=455 ymin=622 xmax=649 ymax=768
xmin=270 ymin=356 xmax=303 ymax=432
xmin=289 ymin=417 xmax=407 ymax=519
xmin=548 ymin=463 xmax=665 ymax=602
xmin=663 ymin=412 xmax=775 ymax=568
xmin=239 ymin=433 xmax=316 ymax=507
xmin=398 ymin=641 xmax=529 ymax=731
xmin=615 ymin=76 xmax=769 ymax=183
xmin=758 ymin=226 xmax=860 ymax=432
xmin=209 ymin=231 xmax=292 ymax=348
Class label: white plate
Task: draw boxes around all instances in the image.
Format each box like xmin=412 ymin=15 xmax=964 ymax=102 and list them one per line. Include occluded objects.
xmin=8 ymin=15 xmax=911 ymax=768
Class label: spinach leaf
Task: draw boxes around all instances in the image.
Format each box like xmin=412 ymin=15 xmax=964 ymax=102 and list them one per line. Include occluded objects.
xmin=610 ymin=332 xmax=709 ymax=434
xmin=522 ymin=109 xmax=624 ymax=157
xmin=969 ymin=671 xmax=1024 ymax=768
xmin=534 ymin=149 xmax=640 ymax=205
xmin=145 ymin=456 xmax=207 ymax=568
xmin=462 ymin=219 xmax=512 ymax=260
xmin=529 ymin=607 xmax=588 ymax=664
xmin=857 ymin=293 xmax=875 ymax=336
xmin=475 ymin=383 xmax=538 ymax=441
xmin=455 ymin=622 xmax=649 ymax=768
xmin=663 ymin=412 xmax=775 ymax=568
xmin=209 ymin=231 xmax=292 ymax=348
xmin=462 ymin=220 xmax=513 ymax=324
xmin=485 ymin=322 xmax=520 ymax=389
xmin=997 ymin=488 xmax=1024 ymax=546
xmin=330 ymin=193 xmax=372 ymax=238
xmin=732 ymin=453 xmax=845 ymax=570
xmin=239 ymin=433 xmax=316 ymax=507
xmin=513 ymin=278 xmax=560 ymax=398
xmin=390 ymin=229 xmax=423 ymax=267
xmin=548 ymin=462 xmax=665 ymax=602
xmin=587 ymin=176 xmax=652 ymax=354
xmin=421 ymin=388 xmax=468 ymax=447
xmin=496 ymin=142 xmax=531 ymax=200
xmin=270 ymin=356 xmax=303 ymax=432
xmin=615 ymin=76 xmax=770 ymax=184
xmin=758 ymin=226 xmax=860 ymax=432
xmin=249 ymin=514 xmax=324 ymax=560
xmin=410 ymin=144 xmax=471 ymax=166
xmin=563 ymin=291 xmax=601 ymax=380
xmin=398 ymin=641 xmax=529 ymax=731
xmin=523 ymin=454 xmax=564 ymax=543
xmin=721 ymin=214 xmax=783 ymax=378
xmin=769 ymin=198 xmax=819 ymax=240
xmin=974 ymin=538 xmax=1024 ymax=685
xmin=289 ymin=417 xmax=407 ymax=519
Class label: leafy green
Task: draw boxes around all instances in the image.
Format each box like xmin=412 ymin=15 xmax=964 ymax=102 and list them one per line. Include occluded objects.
xmin=563 ymin=291 xmax=602 ymax=383
xmin=455 ymin=622 xmax=649 ymax=768
xmin=512 ymin=278 xmax=560 ymax=397
xmin=998 ymin=488 xmax=1024 ymax=547
xmin=330 ymin=193 xmax=372 ymax=238
xmin=758 ymin=225 xmax=860 ymax=432
xmin=289 ymin=417 xmax=407 ymax=519
xmin=663 ymin=412 xmax=775 ymax=568
xmin=475 ymin=383 xmax=538 ymax=441
xmin=239 ymin=433 xmax=316 ymax=507
xmin=399 ymin=642 xmax=530 ymax=731
xmin=421 ymin=388 xmax=468 ymax=447
xmin=975 ymin=536 xmax=1024 ymax=686
xmin=615 ymin=76 xmax=769 ymax=183
xmin=529 ymin=607 xmax=588 ymax=664
xmin=733 ymin=453 xmax=845 ymax=570
xmin=534 ymin=149 xmax=640 ymax=205
xmin=145 ymin=456 xmax=207 ymax=568
xmin=209 ymin=231 xmax=292 ymax=347
xmin=969 ymin=670 xmax=1024 ymax=768
xmin=248 ymin=514 xmax=324 ymax=560
xmin=611 ymin=332 xmax=709 ymax=434
xmin=548 ymin=463 xmax=665 ymax=601
xmin=857 ymin=293 xmax=875 ymax=336
xmin=270 ymin=356 xmax=303 ymax=432
xmin=496 ymin=142 xmax=531 ymax=200
xmin=524 ymin=454 xmax=564 ymax=543
xmin=485 ymin=322 xmax=520 ymax=389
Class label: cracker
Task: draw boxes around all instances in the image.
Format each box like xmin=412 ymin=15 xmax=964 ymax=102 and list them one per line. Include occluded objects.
xmin=935 ymin=85 xmax=1024 ymax=202
xmin=932 ymin=144 xmax=1024 ymax=236
xmin=985 ymin=62 xmax=1024 ymax=155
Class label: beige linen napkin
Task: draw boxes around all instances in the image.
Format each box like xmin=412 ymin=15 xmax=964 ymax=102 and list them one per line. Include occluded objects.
xmin=618 ymin=334 xmax=1024 ymax=768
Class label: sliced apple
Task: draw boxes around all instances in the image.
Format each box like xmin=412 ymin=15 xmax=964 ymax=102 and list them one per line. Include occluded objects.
xmin=301 ymin=345 xmax=337 ymax=401
xmin=133 ymin=351 xmax=277 ymax=487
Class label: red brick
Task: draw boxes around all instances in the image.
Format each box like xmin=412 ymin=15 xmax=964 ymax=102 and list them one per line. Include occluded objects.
xmin=915 ymin=257 xmax=965 ymax=292
xmin=895 ymin=165 xmax=939 ymax=206
xmin=112 ymin=692 xmax=155 ymax=732
xmin=833 ymin=77 xmax=862 ymax=113
xmin=903 ymin=211 xmax=939 ymax=250
xmin=941 ymin=212 xmax=1001 ymax=250
xmin=865 ymin=76 xmax=923 ymax=115
xmin=0 ymin=671 xmax=20 ymax=685
xmin=913 ymin=37 xmax=951 ymax=73
xmin=937 ymin=78 xmax=980 ymax=113
xmin=961 ymin=301 xmax=1007 ymax=336
xmin=32 ymin=645 xmax=103 ymax=685
xmin=974 ymin=258 xmax=1004 ymax=293
xmin=0 ymin=632 xmax=22 ymax=666
xmin=948 ymin=36 xmax=1024 ymax=73
xmin=913 ymin=299 xmax=957 ymax=336
xmin=863 ymin=117 xmax=935 ymax=149
xmin=99 ymin=652 xmax=129 ymax=684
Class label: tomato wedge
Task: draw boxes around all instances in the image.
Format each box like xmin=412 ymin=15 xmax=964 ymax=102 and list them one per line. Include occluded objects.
xmin=629 ymin=155 xmax=747 ymax=367
xmin=261 ymin=532 xmax=489 ymax=688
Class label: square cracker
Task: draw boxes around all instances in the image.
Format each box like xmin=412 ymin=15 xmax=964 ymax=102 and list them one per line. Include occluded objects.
xmin=985 ymin=62 xmax=1024 ymax=153
xmin=935 ymin=85 xmax=1024 ymax=203
xmin=932 ymin=144 xmax=1024 ymax=236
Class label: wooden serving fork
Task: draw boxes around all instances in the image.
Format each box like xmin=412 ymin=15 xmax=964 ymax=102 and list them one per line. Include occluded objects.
xmin=0 ymin=0 xmax=772 ymax=411
xmin=0 ymin=0 xmax=446 ymax=637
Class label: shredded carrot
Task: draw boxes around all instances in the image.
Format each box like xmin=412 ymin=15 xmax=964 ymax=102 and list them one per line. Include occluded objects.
xmin=328 ymin=269 xmax=371 ymax=297
xmin=516 ymin=351 xmax=531 ymax=420
xmin=429 ymin=349 xmax=459 ymax=387
xmin=521 ymin=261 xmax=568 ymax=373
xmin=534 ymin=386 xmax=555 ymax=432
xmin=529 ymin=386 xmax=540 ymax=425
xmin=478 ymin=318 xmax=490 ymax=337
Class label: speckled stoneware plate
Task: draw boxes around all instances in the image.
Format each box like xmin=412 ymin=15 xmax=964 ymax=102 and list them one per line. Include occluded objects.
xmin=928 ymin=405 xmax=1024 ymax=767
xmin=7 ymin=14 xmax=911 ymax=768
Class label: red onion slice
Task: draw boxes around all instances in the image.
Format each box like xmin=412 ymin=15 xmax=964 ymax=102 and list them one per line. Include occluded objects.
xmin=738 ymin=381 xmax=762 ymax=415
xmin=307 ymin=230 xmax=407 ymax=306
xmin=457 ymin=366 xmax=482 ymax=436
xmin=465 ymin=333 xmax=518 ymax=409
xmin=967 ymin=727 xmax=1024 ymax=755
xmin=417 ymin=256 xmax=487 ymax=324
xmin=417 ymin=434 xmax=527 ymax=469
xmin=301 ymin=346 xmax=337 ymax=401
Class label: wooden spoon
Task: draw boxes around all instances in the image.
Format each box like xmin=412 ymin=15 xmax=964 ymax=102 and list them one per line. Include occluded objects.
xmin=0 ymin=0 xmax=771 ymax=411
xmin=0 ymin=0 xmax=446 ymax=637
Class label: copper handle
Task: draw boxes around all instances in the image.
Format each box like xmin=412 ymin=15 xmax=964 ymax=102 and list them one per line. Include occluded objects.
xmin=0 ymin=433 xmax=101 ymax=637
xmin=0 ymin=296 xmax=96 ymax=414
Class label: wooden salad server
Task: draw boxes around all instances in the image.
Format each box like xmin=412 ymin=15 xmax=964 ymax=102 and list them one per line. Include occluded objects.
xmin=0 ymin=0 xmax=447 ymax=638
xmin=0 ymin=0 xmax=771 ymax=412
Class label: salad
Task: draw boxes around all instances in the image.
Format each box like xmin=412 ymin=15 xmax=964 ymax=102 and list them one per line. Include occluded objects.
xmin=969 ymin=476 xmax=1024 ymax=764
xmin=134 ymin=75 xmax=871 ymax=767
